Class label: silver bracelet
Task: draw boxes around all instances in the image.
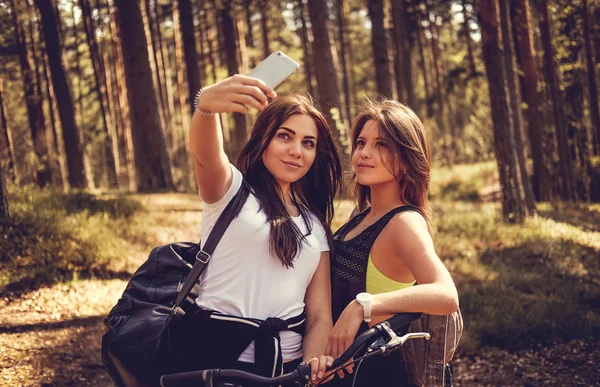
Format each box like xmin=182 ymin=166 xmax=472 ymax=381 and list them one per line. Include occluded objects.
xmin=194 ymin=86 xmax=215 ymax=116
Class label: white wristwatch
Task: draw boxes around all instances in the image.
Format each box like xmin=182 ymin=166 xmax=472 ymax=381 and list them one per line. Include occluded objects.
xmin=356 ymin=292 xmax=372 ymax=323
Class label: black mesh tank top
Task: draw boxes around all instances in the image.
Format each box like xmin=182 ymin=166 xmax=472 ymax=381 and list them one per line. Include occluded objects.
xmin=331 ymin=205 xmax=420 ymax=323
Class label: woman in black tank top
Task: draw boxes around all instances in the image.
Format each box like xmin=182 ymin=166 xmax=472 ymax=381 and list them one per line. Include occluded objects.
xmin=325 ymin=100 xmax=460 ymax=386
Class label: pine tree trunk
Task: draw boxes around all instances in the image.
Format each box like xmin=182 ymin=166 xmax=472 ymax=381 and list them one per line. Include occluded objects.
xmin=220 ymin=0 xmax=248 ymax=161
xmin=511 ymin=0 xmax=551 ymax=201
xmin=11 ymin=0 xmax=52 ymax=187
xmin=36 ymin=0 xmax=87 ymax=189
xmin=462 ymin=0 xmax=477 ymax=74
xmin=392 ymin=0 xmax=406 ymax=102
xmin=177 ymin=0 xmax=202 ymax=110
xmin=367 ymin=0 xmax=394 ymax=99
xmin=0 ymin=78 xmax=16 ymax=183
xmin=236 ymin=7 xmax=249 ymax=75
xmin=109 ymin=4 xmax=135 ymax=191
xmin=499 ymin=0 xmax=535 ymax=214
xmin=560 ymin=4 xmax=592 ymax=200
xmin=142 ymin=0 xmax=168 ymax=136
xmin=297 ymin=0 xmax=315 ymax=97
xmin=113 ymin=0 xmax=173 ymax=191
xmin=417 ymin=24 xmax=432 ymax=117
xmin=0 ymin=166 xmax=9 ymax=219
xmin=480 ymin=0 xmax=527 ymax=223
xmin=337 ymin=0 xmax=352 ymax=123
xmin=259 ymin=0 xmax=270 ymax=58
xmin=243 ymin=0 xmax=255 ymax=49
xmin=582 ymin=0 xmax=600 ymax=155
xmin=307 ymin=0 xmax=345 ymax=148
xmin=28 ymin=0 xmax=62 ymax=188
xmin=537 ymin=0 xmax=574 ymax=201
xmin=79 ymin=0 xmax=118 ymax=188
xmin=173 ymin=0 xmax=195 ymax=191
xmin=38 ymin=9 xmax=65 ymax=189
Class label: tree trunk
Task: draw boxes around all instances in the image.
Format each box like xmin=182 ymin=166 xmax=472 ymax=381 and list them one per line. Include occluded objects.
xmin=499 ymin=0 xmax=535 ymax=214
xmin=560 ymin=3 xmax=592 ymax=200
xmin=417 ymin=23 xmax=432 ymax=117
xmin=537 ymin=0 xmax=574 ymax=201
xmin=391 ymin=0 xmax=406 ymax=102
xmin=297 ymin=0 xmax=315 ymax=97
xmin=173 ymin=0 xmax=195 ymax=191
xmin=0 ymin=165 xmax=9 ymax=219
xmin=236 ymin=6 xmax=249 ymax=75
xmin=243 ymin=0 xmax=255 ymax=49
xmin=511 ymin=0 xmax=551 ymax=201
xmin=177 ymin=0 xmax=202 ymax=110
xmin=36 ymin=0 xmax=87 ymax=189
xmin=113 ymin=0 xmax=174 ymax=191
xmin=582 ymin=0 xmax=600 ymax=155
xmin=479 ymin=0 xmax=527 ymax=223
xmin=108 ymin=3 xmax=135 ymax=191
xmin=392 ymin=0 xmax=416 ymax=109
xmin=79 ymin=0 xmax=118 ymax=188
xmin=0 ymin=78 xmax=16 ymax=183
xmin=367 ymin=0 xmax=394 ymax=99
xmin=462 ymin=0 xmax=477 ymax=74
xmin=38 ymin=6 xmax=65 ymax=189
xmin=220 ymin=0 xmax=248 ymax=160
xmin=142 ymin=0 xmax=168 ymax=136
xmin=28 ymin=0 xmax=62 ymax=188
xmin=10 ymin=0 xmax=52 ymax=187
xmin=307 ymin=0 xmax=345 ymax=149
xmin=259 ymin=0 xmax=270 ymax=58
xmin=337 ymin=0 xmax=352 ymax=124
xmin=202 ymin=3 xmax=219 ymax=84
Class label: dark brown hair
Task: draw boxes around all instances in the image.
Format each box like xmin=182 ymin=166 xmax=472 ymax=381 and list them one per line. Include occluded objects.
xmin=351 ymin=99 xmax=433 ymax=234
xmin=237 ymin=94 xmax=342 ymax=267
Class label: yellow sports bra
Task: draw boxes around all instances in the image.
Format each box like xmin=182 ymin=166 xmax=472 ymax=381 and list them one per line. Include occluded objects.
xmin=366 ymin=256 xmax=415 ymax=295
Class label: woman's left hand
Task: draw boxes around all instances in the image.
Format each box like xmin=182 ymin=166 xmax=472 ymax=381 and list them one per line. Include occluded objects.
xmin=324 ymin=301 xmax=364 ymax=377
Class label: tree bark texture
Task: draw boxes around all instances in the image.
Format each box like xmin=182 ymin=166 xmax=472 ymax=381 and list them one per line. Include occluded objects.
xmin=367 ymin=0 xmax=394 ymax=99
xmin=479 ymin=0 xmax=527 ymax=223
xmin=36 ymin=0 xmax=87 ymax=189
xmin=113 ymin=0 xmax=174 ymax=191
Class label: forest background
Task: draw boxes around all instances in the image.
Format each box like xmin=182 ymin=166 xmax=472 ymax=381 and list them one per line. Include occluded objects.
xmin=0 ymin=0 xmax=599 ymax=385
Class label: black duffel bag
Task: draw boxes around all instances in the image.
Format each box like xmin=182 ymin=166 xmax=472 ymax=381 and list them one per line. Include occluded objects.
xmin=101 ymin=183 xmax=249 ymax=386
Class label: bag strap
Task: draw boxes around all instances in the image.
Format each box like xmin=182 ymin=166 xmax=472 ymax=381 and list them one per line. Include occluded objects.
xmin=172 ymin=181 xmax=250 ymax=311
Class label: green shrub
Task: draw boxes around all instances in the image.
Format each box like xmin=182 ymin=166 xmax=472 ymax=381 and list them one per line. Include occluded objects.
xmin=0 ymin=184 xmax=143 ymax=295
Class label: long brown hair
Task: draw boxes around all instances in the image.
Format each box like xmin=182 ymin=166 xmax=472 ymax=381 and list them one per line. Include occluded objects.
xmin=351 ymin=99 xmax=433 ymax=234
xmin=237 ymin=94 xmax=342 ymax=267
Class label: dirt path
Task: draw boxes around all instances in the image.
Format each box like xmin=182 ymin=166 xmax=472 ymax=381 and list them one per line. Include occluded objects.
xmin=1 ymin=194 xmax=598 ymax=386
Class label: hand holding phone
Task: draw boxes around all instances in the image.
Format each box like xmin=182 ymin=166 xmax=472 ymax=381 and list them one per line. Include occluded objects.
xmin=247 ymin=51 xmax=300 ymax=90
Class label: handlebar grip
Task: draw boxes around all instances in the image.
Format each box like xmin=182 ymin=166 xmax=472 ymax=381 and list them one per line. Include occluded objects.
xmin=160 ymin=370 xmax=206 ymax=387
xmin=330 ymin=313 xmax=423 ymax=369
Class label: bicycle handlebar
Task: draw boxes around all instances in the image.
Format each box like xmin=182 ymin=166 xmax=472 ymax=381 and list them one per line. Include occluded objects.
xmin=330 ymin=312 xmax=422 ymax=368
xmin=160 ymin=312 xmax=423 ymax=386
xmin=160 ymin=364 xmax=312 ymax=387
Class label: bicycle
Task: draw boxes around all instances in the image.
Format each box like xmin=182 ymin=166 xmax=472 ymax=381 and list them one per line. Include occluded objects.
xmin=159 ymin=312 xmax=430 ymax=387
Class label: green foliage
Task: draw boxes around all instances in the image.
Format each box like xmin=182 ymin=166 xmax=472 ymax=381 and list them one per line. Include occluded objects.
xmin=0 ymin=183 xmax=143 ymax=295
xmin=428 ymin=162 xmax=600 ymax=352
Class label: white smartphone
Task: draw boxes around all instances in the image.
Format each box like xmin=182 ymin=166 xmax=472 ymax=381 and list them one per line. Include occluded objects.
xmin=247 ymin=51 xmax=300 ymax=90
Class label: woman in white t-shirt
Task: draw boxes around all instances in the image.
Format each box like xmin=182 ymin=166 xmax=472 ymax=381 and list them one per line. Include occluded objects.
xmin=183 ymin=74 xmax=341 ymax=384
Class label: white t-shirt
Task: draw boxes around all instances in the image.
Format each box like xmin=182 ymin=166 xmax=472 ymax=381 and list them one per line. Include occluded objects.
xmin=196 ymin=164 xmax=329 ymax=362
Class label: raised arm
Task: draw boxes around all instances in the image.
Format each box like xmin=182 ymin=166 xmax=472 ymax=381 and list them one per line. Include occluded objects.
xmin=191 ymin=75 xmax=276 ymax=203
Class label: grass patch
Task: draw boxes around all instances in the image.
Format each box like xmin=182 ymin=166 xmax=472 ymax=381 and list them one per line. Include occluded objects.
xmin=432 ymin=200 xmax=600 ymax=352
xmin=0 ymin=184 xmax=144 ymax=295
xmin=430 ymin=161 xmax=498 ymax=201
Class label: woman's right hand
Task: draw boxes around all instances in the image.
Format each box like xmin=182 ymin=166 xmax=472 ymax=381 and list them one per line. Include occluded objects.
xmin=197 ymin=74 xmax=277 ymax=115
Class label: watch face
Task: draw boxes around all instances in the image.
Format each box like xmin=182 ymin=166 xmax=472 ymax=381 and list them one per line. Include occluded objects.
xmin=357 ymin=293 xmax=370 ymax=303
